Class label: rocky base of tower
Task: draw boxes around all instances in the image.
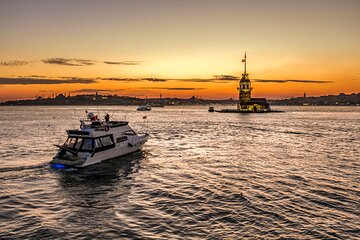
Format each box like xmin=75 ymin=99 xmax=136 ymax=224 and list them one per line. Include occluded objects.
xmin=215 ymin=108 xmax=284 ymax=113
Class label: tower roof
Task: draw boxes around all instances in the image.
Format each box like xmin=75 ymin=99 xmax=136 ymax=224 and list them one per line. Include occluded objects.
xmin=240 ymin=73 xmax=250 ymax=82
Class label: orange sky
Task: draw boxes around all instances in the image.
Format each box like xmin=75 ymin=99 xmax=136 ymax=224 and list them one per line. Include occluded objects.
xmin=0 ymin=0 xmax=359 ymax=101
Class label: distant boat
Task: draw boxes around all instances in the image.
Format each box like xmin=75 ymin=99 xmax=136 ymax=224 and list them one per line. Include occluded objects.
xmin=150 ymin=103 xmax=165 ymax=107
xmin=208 ymin=106 xmax=214 ymax=112
xmin=137 ymin=105 xmax=151 ymax=111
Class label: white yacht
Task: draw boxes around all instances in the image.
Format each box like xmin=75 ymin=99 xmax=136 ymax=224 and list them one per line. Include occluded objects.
xmin=50 ymin=112 xmax=149 ymax=168
xmin=137 ymin=105 xmax=151 ymax=111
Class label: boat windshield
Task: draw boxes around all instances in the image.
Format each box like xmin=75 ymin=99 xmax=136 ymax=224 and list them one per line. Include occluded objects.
xmin=80 ymin=138 xmax=93 ymax=151
xmin=63 ymin=135 xmax=115 ymax=153
xmin=65 ymin=138 xmax=76 ymax=148
xmin=64 ymin=137 xmax=93 ymax=152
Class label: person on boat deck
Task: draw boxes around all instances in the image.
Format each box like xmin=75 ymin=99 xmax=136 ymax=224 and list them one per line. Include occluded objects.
xmin=86 ymin=111 xmax=99 ymax=121
xmin=105 ymin=113 xmax=110 ymax=123
xmin=91 ymin=115 xmax=98 ymax=121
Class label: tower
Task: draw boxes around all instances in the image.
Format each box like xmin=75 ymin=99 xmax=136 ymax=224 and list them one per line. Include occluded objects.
xmin=238 ymin=52 xmax=252 ymax=109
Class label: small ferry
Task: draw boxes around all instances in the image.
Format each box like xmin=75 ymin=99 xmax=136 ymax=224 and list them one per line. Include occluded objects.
xmin=50 ymin=112 xmax=149 ymax=168
xmin=137 ymin=105 xmax=151 ymax=111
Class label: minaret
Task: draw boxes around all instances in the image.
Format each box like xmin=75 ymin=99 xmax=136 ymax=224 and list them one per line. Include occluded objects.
xmin=238 ymin=52 xmax=252 ymax=109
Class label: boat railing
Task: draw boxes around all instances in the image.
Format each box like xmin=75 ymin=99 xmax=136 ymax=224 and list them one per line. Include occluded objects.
xmin=80 ymin=119 xmax=128 ymax=130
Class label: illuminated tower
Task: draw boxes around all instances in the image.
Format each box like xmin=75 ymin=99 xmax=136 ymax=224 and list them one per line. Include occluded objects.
xmin=238 ymin=52 xmax=252 ymax=109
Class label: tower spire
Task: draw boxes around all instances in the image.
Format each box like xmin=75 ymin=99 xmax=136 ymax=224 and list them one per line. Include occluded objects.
xmin=242 ymin=51 xmax=247 ymax=75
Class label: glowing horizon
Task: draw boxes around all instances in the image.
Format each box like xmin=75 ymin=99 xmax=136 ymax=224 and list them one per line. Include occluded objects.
xmin=1 ymin=0 xmax=359 ymax=101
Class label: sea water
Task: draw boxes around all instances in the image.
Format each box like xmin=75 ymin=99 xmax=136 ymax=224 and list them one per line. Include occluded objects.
xmin=0 ymin=106 xmax=359 ymax=239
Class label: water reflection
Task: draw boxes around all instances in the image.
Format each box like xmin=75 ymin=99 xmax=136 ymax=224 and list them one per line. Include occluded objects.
xmin=52 ymin=151 xmax=146 ymax=236
xmin=57 ymin=151 xmax=145 ymax=190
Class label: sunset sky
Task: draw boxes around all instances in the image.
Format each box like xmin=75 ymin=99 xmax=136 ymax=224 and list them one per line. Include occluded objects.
xmin=0 ymin=0 xmax=359 ymax=101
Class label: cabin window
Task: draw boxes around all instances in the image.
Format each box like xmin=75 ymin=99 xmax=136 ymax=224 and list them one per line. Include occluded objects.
xmin=75 ymin=138 xmax=83 ymax=149
xmin=116 ymin=136 xmax=128 ymax=143
xmin=93 ymin=135 xmax=115 ymax=153
xmin=65 ymin=138 xmax=76 ymax=148
xmin=95 ymin=138 xmax=102 ymax=148
xmin=100 ymin=136 xmax=113 ymax=147
xmin=82 ymin=139 xmax=93 ymax=151
xmin=123 ymin=130 xmax=136 ymax=136
xmin=63 ymin=137 xmax=93 ymax=152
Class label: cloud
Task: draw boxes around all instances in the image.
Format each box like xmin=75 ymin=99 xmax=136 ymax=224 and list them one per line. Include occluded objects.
xmin=102 ymin=77 xmax=168 ymax=82
xmin=42 ymin=58 xmax=94 ymax=66
xmin=141 ymin=78 xmax=167 ymax=82
xmin=58 ymin=76 xmax=100 ymax=81
xmin=140 ymin=87 xmax=205 ymax=91
xmin=7 ymin=75 xmax=331 ymax=87
xmin=101 ymin=75 xmax=242 ymax=83
xmin=253 ymin=79 xmax=286 ymax=83
xmin=102 ymin=77 xmax=141 ymax=82
xmin=174 ymin=78 xmax=215 ymax=83
xmin=172 ymin=75 xmax=239 ymax=83
xmin=0 ymin=61 xmax=29 ymax=66
xmin=104 ymin=61 xmax=142 ymax=65
xmin=25 ymin=75 xmax=47 ymax=78
xmin=253 ymin=79 xmax=333 ymax=84
xmin=69 ymin=88 xmax=124 ymax=93
xmin=165 ymin=87 xmax=205 ymax=91
xmin=213 ymin=75 xmax=239 ymax=80
xmin=0 ymin=77 xmax=96 ymax=85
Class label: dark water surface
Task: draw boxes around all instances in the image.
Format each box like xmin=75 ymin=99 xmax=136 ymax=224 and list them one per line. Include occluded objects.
xmin=0 ymin=106 xmax=359 ymax=239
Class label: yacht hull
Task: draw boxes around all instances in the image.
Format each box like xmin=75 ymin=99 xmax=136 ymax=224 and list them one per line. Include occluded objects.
xmin=51 ymin=134 xmax=148 ymax=168
xmin=82 ymin=137 xmax=147 ymax=167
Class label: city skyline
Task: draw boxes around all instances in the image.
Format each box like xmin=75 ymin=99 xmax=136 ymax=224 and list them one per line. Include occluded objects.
xmin=1 ymin=0 xmax=359 ymax=101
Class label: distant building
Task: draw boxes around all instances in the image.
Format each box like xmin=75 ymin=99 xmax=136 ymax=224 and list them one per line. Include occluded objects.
xmin=55 ymin=93 xmax=66 ymax=100
xmin=237 ymin=53 xmax=270 ymax=112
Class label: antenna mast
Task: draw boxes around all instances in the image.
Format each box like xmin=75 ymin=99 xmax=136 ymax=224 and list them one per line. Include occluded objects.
xmin=244 ymin=51 xmax=247 ymax=75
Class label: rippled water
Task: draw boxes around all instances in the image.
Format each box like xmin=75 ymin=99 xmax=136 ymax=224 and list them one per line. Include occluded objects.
xmin=0 ymin=106 xmax=359 ymax=239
